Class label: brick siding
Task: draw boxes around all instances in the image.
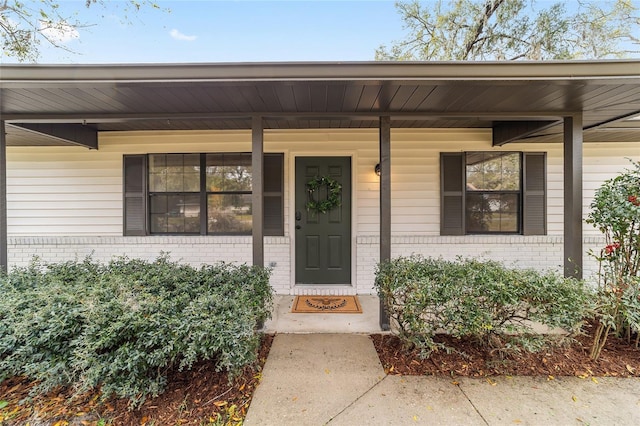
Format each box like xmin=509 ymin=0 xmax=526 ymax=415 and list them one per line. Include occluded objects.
xmin=9 ymin=235 xmax=605 ymax=295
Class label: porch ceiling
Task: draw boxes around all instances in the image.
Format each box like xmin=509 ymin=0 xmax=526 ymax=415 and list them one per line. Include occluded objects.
xmin=1 ymin=61 xmax=640 ymax=146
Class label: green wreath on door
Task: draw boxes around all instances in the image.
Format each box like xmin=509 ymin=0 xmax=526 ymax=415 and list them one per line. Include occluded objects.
xmin=306 ymin=176 xmax=342 ymax=214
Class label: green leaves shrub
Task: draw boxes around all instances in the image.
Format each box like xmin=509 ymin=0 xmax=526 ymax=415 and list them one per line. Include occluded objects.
xmin=586 ymin=159 xmax=640 ymax=360
xmin=375 ymin=256 xmax=590 ymax=358
xmin=0 ymin=255 xmax=272 ymax=406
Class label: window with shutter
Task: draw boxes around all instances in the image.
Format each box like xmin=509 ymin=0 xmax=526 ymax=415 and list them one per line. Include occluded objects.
xmin=123 ymin=155 xmax=147 ymax=236
xmin=122 ymin=153 xmax=284 ymax=236
xmin=522 ymin=152 xmax=546 ymax=235
xmin=440 ymin=151 xmax=546 ymax=235
xmin=263 ymin=154 xmax=284 ymax=236
xmin=440 ymin=153 xmax=464 ymax=235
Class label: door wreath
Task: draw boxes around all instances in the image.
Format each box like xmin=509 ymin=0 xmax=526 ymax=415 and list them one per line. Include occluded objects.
xmin=306 ymin=176 xmax=342 ymax=214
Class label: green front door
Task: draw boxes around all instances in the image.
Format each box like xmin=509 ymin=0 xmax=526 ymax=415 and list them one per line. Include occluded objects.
xmin=295 ymin=157 xmax=351 ymax=284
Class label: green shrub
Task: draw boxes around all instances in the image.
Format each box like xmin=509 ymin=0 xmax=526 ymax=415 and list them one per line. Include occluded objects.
xmin=0 ymin=255 xmax=272 ymax=406
xmin=586 ymin=160 xmax=640 ymax=360
xmin=375 ymin=256 xmax=590 ymax=358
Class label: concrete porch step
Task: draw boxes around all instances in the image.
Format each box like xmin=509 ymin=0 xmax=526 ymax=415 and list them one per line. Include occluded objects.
xmin=263 ymin=295 xmax=383 ymax=334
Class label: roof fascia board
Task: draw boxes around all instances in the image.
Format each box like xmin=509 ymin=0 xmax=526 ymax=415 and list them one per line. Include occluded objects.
xmin=1 ymin=60 xmax=640 ymax=85
xmin=3 ymin=111 xmax=566 ymax=122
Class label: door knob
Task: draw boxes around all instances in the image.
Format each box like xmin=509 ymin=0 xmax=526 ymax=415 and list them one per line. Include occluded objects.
xmin=295 ymin=225 xmax=301 ymax=230
xmin=295 ymin=211 xmax=302 ymax=221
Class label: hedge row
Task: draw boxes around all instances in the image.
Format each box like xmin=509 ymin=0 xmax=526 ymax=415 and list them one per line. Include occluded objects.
xmin=375 ymin=256 xmax=590 ymax=357
xmin=0 ymin=256 xmax=272 ymax=406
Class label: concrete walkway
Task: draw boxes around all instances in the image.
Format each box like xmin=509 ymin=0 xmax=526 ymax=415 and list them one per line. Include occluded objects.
xmin=245 ymin=334 xmax=640 ymax=426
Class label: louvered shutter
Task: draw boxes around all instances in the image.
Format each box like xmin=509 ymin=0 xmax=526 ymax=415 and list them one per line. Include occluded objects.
xmin=440 ymin=153 xmax=464 ymax=235
xmin=522 ymin=152 xmax=546 ymax=235
xmin=263 ymin=153 xmax=284 ymax=236
xmin=123 ymin=155 xmax=147 ymax=236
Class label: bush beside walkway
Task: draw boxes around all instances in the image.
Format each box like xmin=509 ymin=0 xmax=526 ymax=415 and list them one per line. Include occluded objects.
xmin=0 ymin=256 xmax=272 ymax=408
xmin=375 ymin=256 xmax=590 ymax=358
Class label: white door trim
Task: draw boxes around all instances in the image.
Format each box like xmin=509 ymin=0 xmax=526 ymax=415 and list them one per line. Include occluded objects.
xmin=288 ymin=150 xmax=358 ymax=294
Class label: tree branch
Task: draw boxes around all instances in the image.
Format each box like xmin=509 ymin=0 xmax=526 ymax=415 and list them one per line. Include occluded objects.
xmin=463 ymin=0 xmax=506 ymax=59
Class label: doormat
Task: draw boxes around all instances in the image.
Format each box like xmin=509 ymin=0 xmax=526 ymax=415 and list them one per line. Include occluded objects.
xmin=291 ymin=295 xmax=362 ymax=314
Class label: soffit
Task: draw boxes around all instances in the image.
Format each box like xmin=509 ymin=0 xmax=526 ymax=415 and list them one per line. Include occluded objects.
xmin=1 ymin=61 xmax=640 ymax=146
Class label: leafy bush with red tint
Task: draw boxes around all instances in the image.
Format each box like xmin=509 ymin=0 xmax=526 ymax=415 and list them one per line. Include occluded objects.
xmin=587 ymin=160 xmax=640 ymax=360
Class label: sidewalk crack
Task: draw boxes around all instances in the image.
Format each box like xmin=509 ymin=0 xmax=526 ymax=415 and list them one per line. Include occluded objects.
xmin=325 ymin=374 xmax=389 ymax=425
xmin=455 ymin=382 xmax=490 ymax=426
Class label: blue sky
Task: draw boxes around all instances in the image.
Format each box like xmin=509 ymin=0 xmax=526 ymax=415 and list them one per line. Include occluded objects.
xmin=21 ymin=0 xmax=406 ymax=64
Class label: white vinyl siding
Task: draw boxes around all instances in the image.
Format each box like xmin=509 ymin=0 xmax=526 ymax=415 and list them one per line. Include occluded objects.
xmin=6 ymin=129 xmax=639 ymax=237
xmin=7 ymin=152 xmax=122 ymax=236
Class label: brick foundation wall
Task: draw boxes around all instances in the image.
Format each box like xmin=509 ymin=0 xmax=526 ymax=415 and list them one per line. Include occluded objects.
xmin=7 ymin=236 xmax=291 ymax=294
xmin=9 ymin=235 xmax=605 ymax=295
xmin=355 ymin=235 xmax=606 ymax=294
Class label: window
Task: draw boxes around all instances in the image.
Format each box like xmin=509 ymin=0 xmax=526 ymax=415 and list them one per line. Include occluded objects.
xmin=206 ymin=153 xmax=253 ymax=234
xmin=465 ymin=152 xmax=520 ymax=233
xmin=123 ymin=153 xmax=284 ymax=236
xmin=440 ymin=151 xmax=546 ymax=236
xmin=149 ymin=154 xmax=201 ymax=234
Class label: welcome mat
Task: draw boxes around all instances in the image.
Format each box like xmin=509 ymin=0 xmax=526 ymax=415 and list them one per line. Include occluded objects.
xmin=291 ymin=295 xmax=362 ymax=314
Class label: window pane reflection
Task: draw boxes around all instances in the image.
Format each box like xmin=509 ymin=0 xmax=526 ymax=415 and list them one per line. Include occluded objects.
xmin=206 ymin=153 xmax=252 ymax=192
xmin=150 ymin=194 xmax=200 ymax=233
xmin=208 ymin=194 xmax=252 ymax=234
xmin=466 ymin=193 xmax=519 ymax=233
xmin=466 ymin=152 xmax=520 ymax=191
xmin=149 ymin=154 xmax=200 ymax=192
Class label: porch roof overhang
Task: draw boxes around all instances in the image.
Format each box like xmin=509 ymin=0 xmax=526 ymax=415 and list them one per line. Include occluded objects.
xmin=1 ymin=60 xmax=640 ymax=147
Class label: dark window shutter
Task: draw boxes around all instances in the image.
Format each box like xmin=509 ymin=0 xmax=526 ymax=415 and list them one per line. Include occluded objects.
xmin=441 ymin=153 xmax=464 ymax=235
xmin=123 ymin=155 xmax=147 ymax=236
xmin=263 ymin=153 xmax=284 ymax=236
xmin=522 ymin=152 xmax=546 ymax=235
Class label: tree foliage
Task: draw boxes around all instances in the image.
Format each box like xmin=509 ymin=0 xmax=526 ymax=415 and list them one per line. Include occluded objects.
xmin=376 ymin=0 xmax=640 ymax=61
xmin=0 ymin=0 xmax=163 ymax=62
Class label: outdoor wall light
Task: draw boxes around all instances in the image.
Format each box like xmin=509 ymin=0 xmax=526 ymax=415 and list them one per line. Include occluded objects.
xmin=375 ymin=163 xmax=381 ymax=176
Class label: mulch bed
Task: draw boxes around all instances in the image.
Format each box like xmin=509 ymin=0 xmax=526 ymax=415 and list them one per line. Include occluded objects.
xmin=371 ymin=329 xmax=640 ymax=378
xmin=0 ymin=334 xmax=273 ymax=426
xmin=2 ymin=329 xmax=640 ymax=425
